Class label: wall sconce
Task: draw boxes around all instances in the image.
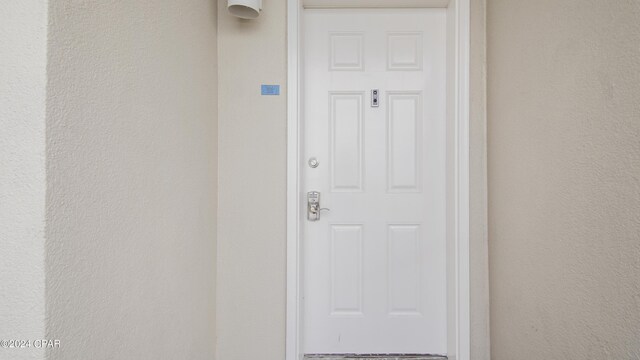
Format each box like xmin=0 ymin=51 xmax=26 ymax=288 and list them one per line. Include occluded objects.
xmin=228 ymin=0 xmax=262 ymax=19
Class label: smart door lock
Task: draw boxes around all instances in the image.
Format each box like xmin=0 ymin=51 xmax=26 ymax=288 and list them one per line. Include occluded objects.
xmin=307 ymin=191 xmax=330 ymax=221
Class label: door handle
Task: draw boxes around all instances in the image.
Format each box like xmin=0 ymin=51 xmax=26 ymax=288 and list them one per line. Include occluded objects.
xmin=307 ymin=191 xmax=330 ymax=221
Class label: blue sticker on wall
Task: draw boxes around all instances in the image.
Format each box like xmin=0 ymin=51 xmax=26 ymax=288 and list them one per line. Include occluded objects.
xmin=261 ymin=85 xmax=280 ymax=95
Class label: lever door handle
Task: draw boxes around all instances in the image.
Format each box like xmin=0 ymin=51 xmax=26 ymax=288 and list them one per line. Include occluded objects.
xmin=307 ymin=191 xmax=330 ymax=221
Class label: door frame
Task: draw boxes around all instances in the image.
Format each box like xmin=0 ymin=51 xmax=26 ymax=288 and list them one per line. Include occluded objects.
xmin=286 ymin=1 xmax=470 ymax=359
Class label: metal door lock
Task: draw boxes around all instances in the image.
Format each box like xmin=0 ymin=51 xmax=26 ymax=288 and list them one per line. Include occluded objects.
xmin=307 ymin=191 xmax=330 ymax=221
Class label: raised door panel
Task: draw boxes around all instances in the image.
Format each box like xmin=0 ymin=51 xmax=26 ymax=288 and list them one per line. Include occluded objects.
xmin=387 ymin=91 xmax=422 ymax=192
xmin=330 ymin=92 xmax=364 ymax=192
xmin=330 ymin=224 xmax=364 ymax=316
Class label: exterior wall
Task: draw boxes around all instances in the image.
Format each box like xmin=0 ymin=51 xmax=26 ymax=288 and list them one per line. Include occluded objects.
xmin=216 ymin=1 xmax=489 ymax=359
xmin=216 ymin=1 xmax=288 ymax=359
xmin=0 ymin=2 xmax=47 ymax=359
xmin=45 ymin=1 xmax=218 ymax=359
xmin=487 ymin=0 xmax=640 ymax=358
xmin=469 ymin=0 xmax=490 ymax=358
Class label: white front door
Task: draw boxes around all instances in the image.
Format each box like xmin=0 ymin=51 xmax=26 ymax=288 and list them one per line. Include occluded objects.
xmin=302 ymin=9 xmax=447 ymax=355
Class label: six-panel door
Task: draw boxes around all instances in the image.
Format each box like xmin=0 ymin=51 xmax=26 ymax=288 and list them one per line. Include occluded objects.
xmin=303 ymin=9 xmax=448 ymax=355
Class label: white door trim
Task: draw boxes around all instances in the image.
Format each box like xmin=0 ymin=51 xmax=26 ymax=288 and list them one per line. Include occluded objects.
xmin=286 ymin=0 xmax=470 ymax=358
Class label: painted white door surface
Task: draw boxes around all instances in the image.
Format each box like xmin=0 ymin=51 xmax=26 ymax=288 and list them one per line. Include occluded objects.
xmin=303 ymin=9 xmax=447 ymax=355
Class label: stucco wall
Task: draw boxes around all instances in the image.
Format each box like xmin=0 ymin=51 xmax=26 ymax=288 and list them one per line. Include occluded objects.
xmin=216 ymin=1 xmax=288 ymax=359
xmin=216 ymin=1 xmax=488 ymax=359
xmin=487 ymin=0 xmax=640 ymax=358
xmin=45 ymin=1 xmax=218 ymax=359
xmin=469 ymin=0 xmax=490 ymax=358
xmin=0 ymin=2 xmax=47 ymax=359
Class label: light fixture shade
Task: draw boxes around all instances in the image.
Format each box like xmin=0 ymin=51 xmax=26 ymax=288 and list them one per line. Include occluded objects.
xmin=228 ymin=0 xmax=262 ymax=19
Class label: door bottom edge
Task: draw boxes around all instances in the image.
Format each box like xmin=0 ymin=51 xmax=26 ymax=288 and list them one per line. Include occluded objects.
xmin=304 ymin=354 xmax=447 ymax=360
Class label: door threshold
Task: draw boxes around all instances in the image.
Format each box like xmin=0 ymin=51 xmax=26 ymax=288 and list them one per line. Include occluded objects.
xmin=304 ymin=355 xmax=447 ymax=360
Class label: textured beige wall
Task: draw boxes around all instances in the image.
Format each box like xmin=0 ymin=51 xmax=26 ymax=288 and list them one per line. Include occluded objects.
xmin=216 ymin=1 xmax=488 ymax=359
xmin=45 ymin=1 xmax=218 ymax=359
xmin=0 ymin=2 xmax=47 ymax=359
xmin=216 ymin=1 xmax=288 ymax=360
xmin=469 ymin=0 xmax=490 ymax=359
xmin=487 ymin=1 xmax=640 ymax=359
